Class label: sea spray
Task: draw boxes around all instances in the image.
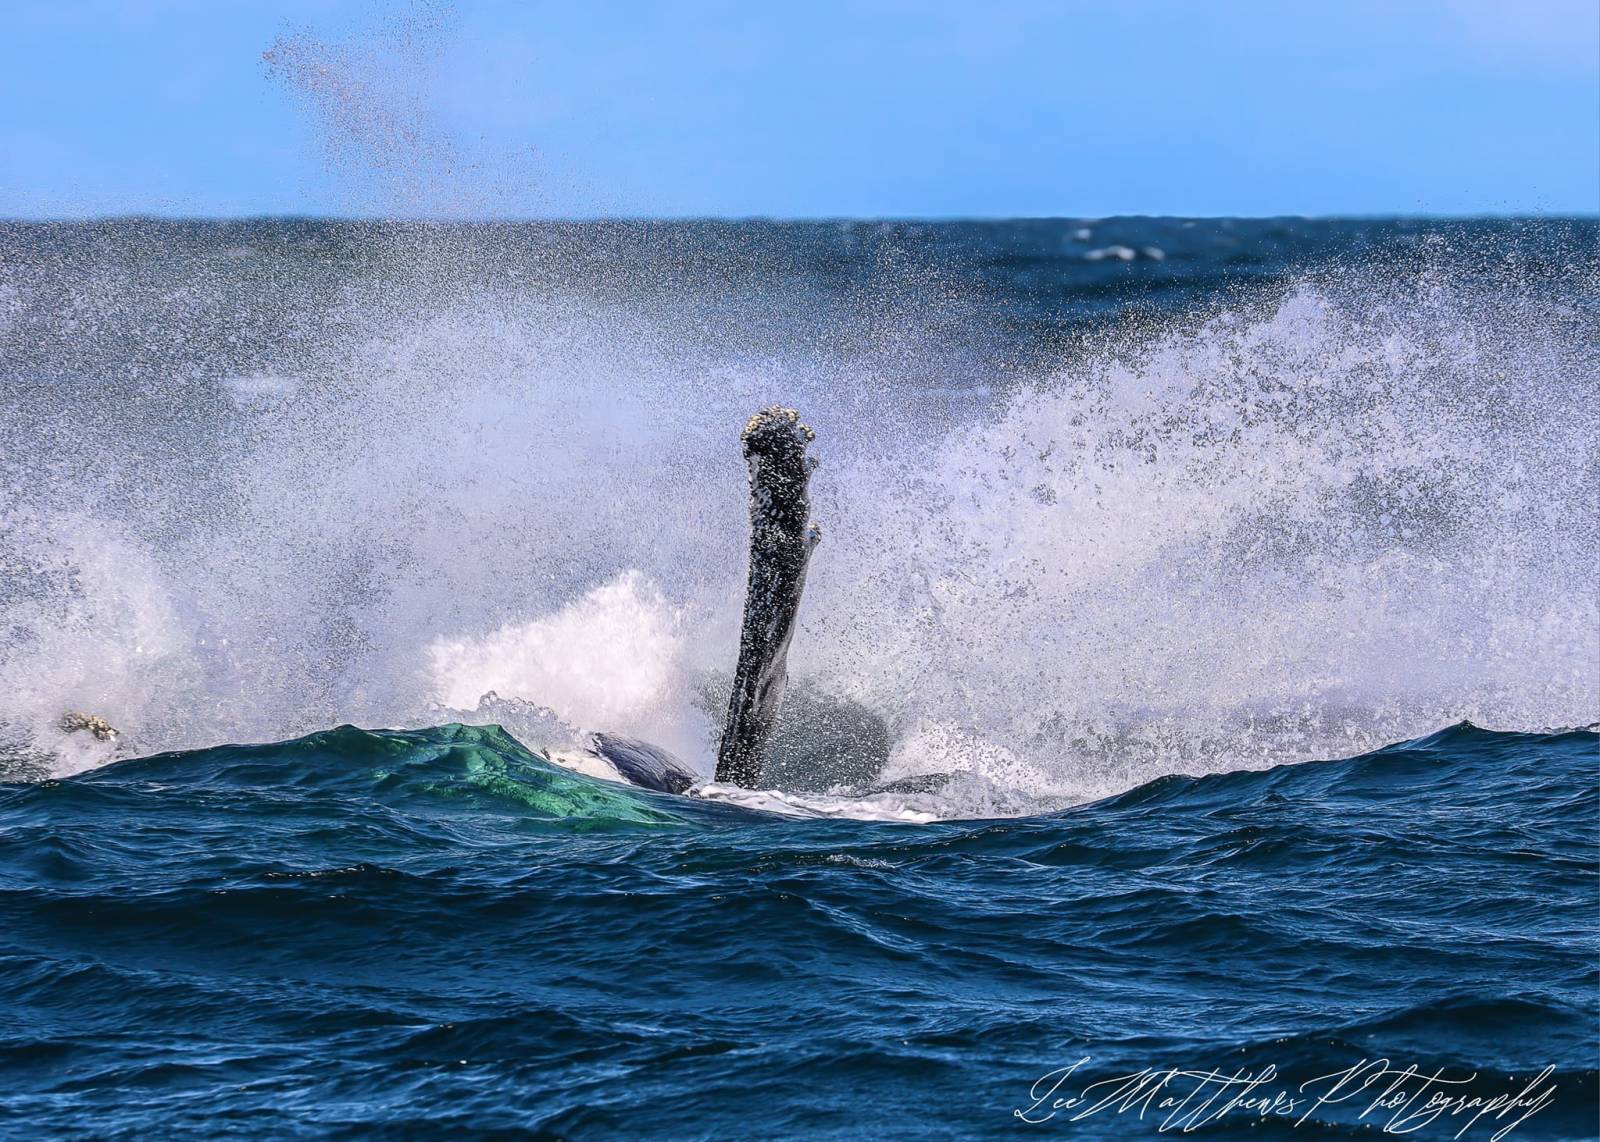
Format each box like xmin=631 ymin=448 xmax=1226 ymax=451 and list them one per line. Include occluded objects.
xmin=0 ymin=220 xmax=1594 ymax=817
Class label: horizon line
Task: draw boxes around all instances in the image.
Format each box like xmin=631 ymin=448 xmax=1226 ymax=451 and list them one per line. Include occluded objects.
xmin=3 ymin=210 xmax=1597 ymax=225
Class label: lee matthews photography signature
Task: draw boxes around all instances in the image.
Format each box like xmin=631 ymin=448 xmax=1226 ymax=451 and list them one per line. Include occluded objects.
xmin=1015 ymin=1056 xmax=1556 ymax=1139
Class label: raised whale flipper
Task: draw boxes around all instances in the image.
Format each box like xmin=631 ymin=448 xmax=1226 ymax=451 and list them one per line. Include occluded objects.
xmin=584 ymin=408 xmax=820 ymax=794
xmin=715 ymin=407 xmax=821 ymax=788
xmin=588 ymin=732 xmax=698 ymax=795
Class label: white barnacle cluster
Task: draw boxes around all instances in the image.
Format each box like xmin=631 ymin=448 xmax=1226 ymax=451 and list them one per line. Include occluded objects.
xmin=742 ymin=406 xmax=819 ymax=535
xmin=741 ymin=406 xmax=814 ymax=448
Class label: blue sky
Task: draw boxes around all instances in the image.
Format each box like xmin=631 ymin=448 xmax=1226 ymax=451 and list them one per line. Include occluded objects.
xmin=2 ymin=0 xmax=1596 ymax=218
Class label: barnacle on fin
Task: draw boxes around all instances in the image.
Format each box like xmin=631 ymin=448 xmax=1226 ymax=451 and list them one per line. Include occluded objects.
xmin=742 ymin=406 xmax=814 ymax=448
xmin=60 ymin=711 xmax=119 ymax=742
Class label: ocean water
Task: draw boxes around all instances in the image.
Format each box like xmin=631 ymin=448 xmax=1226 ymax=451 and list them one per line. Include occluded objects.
xmin=0 ymin=218 xmax=1597 ymax=1138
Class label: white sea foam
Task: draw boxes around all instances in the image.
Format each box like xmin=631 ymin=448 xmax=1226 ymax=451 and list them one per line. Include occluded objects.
xmin=694 ymin=782 xmax=943 ymax=824
xmin=427 ymin=570 xmax=710 ymax=764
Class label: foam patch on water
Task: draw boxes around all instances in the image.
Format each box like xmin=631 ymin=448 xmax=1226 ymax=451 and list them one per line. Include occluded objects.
xmin=693 ymin=782 xmax=943 ymax=824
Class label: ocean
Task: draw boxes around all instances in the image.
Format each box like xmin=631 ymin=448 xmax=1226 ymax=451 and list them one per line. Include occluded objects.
xmin=0 ymin=217 xmax=1596 ymax=1138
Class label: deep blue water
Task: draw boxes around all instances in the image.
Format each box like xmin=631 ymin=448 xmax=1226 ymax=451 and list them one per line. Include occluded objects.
xmin=1 ymin=722 xmax=1594 ymax=1139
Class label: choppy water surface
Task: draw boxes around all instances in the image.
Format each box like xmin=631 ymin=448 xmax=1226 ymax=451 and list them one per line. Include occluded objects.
xmin=0 ymin=218 xmax=1596 ymax=1137
xmin=2 ymin=722 xmax=1595 ymax=1138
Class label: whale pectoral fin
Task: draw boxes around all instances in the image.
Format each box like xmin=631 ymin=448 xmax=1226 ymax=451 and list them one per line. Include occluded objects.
xmin=716 ymin=407 xmax=821 ymax=789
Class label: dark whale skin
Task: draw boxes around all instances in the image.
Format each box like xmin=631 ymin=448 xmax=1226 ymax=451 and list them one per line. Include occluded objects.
xmin=589 ymin=732 xmax=698 ymax=795
xmin=715 ymin=408 xmax=821 ymax=788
